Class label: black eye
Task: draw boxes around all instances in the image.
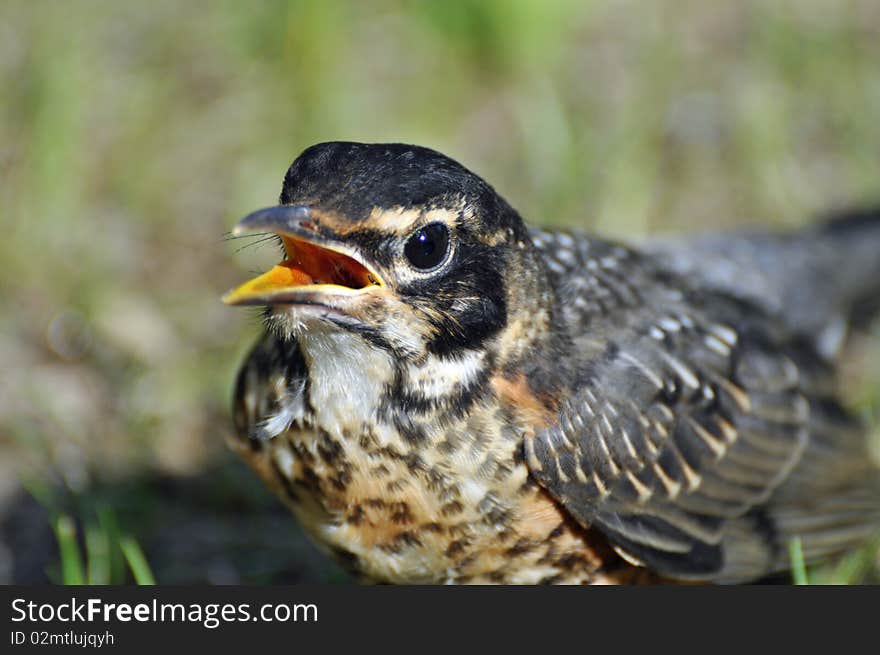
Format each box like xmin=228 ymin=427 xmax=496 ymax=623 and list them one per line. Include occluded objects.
xmin=404 ymin=223 xmax=450 ymax=270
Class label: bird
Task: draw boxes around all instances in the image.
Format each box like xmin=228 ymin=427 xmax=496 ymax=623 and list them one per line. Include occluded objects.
xmin=224 ymin=141 xmax=880 ymax=584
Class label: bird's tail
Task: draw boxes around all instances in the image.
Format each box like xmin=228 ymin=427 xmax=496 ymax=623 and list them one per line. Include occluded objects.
xmin=648 ymin=205 xmax=880 ymax=358
xmin=810 ymin=206 xmax=880 ymax=330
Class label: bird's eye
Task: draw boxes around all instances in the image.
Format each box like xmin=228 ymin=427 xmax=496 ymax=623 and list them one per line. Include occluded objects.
xmin=404 ymin=223 xmax=450 ymax=270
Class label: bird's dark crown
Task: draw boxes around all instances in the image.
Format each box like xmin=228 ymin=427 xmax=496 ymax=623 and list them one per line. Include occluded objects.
xmin=280 ymin=141 xmax=517 ymax=231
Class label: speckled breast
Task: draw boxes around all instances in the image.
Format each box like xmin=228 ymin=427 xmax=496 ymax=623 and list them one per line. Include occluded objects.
xmin=232 ymin=399 xmax=641 ymax=584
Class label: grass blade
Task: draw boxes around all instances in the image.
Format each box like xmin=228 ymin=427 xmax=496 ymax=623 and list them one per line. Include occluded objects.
xmin=120 ymin=536 xmax=156 ymax=585
xmin=53 ymin=515 xmax=85 ymax=586
xmin=85 ymin=523 xmax=111 ymax=585
xmin=789 ymin=537 xmax=809 ymax=585
xmin=97 ymin=506 xmax=127 ymax=583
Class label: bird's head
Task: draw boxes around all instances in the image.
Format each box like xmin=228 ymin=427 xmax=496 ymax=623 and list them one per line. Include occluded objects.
xmin=224 ymin=142 xmax=557 ymax=363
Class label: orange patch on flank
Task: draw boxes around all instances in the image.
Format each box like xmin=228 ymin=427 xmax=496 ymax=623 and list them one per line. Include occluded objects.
xmin=514 ymin=492 xmax=570 ymax=540
xmin=491 ymin=373 xmax=556 ymax=428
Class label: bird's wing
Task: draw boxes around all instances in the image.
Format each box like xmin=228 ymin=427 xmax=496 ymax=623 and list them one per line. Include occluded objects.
xmin=526 ymin=305 xmax=820 ymax=580
xmin=522 ymin=234 xmax=845 ymax=581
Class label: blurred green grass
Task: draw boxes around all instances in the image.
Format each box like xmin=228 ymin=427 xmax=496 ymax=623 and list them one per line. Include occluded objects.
xmin=0 ymin=0 xmax=878 ymax=584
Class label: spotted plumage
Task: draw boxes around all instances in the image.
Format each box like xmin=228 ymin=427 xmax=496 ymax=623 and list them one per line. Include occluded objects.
xmin=226 ymin=141 xmax=880 ymax=584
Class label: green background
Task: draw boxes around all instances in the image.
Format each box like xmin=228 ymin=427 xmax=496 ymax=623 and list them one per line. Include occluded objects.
xmin=1 ymin=0 xmax=878 ymax=583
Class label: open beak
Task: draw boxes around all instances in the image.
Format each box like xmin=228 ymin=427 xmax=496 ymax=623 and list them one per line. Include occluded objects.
xmin=223 ymin=205 xmax=384 ymax=306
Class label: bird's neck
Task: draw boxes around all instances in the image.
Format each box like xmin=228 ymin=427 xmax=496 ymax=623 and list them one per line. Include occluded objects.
xmin=296 ymin=326 xmax=395 ymax=435
xmin=297 ymin=323 xmax=497 ymax=437
xmin=493 ymin=243 xmax=577 ymax=406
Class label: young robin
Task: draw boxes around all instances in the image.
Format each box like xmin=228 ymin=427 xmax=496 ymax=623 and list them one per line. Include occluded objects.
xmin=224 ymin=142 xmax=880 ymax=584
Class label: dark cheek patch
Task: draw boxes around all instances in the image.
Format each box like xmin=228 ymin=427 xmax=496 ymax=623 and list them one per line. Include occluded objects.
xmin=402 ymin=246 xmax=508 ymax=355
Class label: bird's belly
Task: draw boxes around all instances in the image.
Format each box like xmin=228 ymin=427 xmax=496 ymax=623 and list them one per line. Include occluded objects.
xmin=235 ymin=423 xmax=629 ymax=584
